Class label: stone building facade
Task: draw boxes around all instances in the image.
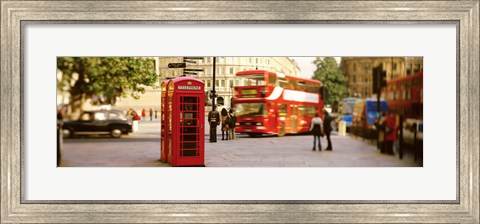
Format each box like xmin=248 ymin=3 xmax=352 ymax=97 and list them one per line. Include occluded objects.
xmin=340 ymin=57 xmax=423 ymax=98
xmin=60 ymin=57 xmax=302 ymax=115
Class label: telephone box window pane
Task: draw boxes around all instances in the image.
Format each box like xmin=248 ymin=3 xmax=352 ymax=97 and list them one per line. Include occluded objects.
xmin=183 ymin=118 xmax=197 ymax=126
xmin=182 ymin=142 xmax=197 ymax=149
xmin=182 ymin=127 xmax=197 ymax=134
xmin=182 ymin=150 xmax=197 ymax=157
xmin=181 ymin=135 xmax=198 ymax=141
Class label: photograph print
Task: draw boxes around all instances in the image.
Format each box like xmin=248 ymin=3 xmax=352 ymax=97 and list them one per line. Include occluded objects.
xmin=56 ymin=56 xmax=423 ymax=167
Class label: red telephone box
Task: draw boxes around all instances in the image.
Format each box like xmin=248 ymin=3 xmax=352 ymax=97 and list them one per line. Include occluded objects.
xmin=160 ymin=80 xmax=170 ymax=163
xmin=165 ymin=77 xmax=205 ymax=167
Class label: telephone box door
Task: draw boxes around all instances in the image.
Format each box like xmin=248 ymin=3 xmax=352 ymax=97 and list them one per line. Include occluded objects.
xmin=169 ymin=77 xmax=205 ymax=167
xmin=177 ymin=95 xmax=204 ymax=165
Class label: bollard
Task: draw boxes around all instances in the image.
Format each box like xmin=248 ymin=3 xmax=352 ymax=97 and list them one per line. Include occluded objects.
xmin=338 ymin=121 xmax=347 ymax=137
xmin=132 ymin=120 xmax=139 ymax=132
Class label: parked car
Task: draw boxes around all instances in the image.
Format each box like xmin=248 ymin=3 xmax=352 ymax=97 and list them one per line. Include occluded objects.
xmin=402 ymin=118 xmax=423 ymax=146
xmin=62 ymin=110 xmax=132 ymax=138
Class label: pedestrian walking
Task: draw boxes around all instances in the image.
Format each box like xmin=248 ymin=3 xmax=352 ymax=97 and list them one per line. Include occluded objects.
xmin=149 ymin=108 xmax=153 ymax=121
xmin=155 ymin=109 xmax=158 ymax=119
xmin=220 ymin=108 xmax=230 ymax=140
xmin=384 ymin=112 xmax=397 ymax=155
xmin=208 ymin=106 xmax=220 ymax=142
xmin=309 ymin=113 xmax=324 ymax=151
xmin=228 ymin=108 xmax=236 ymax=140
xmin=323 ymin=110 xmax=333 ymax=151
xmin=141 ymin=108 xmax=146 ymax=121
xmin=126 ymin=108 xmax=135 ymax=122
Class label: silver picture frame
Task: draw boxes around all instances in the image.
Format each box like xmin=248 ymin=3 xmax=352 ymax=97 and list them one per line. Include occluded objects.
xmin=1 ymin=1 xmax=478 ymax=223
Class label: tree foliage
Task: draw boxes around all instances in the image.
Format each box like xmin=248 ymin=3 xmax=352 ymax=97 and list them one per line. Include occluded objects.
xmin=312 ymin=57 xmax=347 ymax=109
xmin=57 ymin=57 xmax=158 ymax=115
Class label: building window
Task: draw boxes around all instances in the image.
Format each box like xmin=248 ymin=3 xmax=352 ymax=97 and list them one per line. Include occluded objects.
xmin=352 ymin=75 xmax=356 ymax=83
xmin=256 ymin=58 xmax=258 ymax=64
xmin=393 ymin=63 xmax=397 ymax=71
xmin=215 ymin=80 xmax=219 ymax=87
xmin=230 ymin=67 xmax=234 ymax=74
xmin=206 ymin=80 xmax=210 ymax=88
xmin=364 ymin=63 xmax=370 ymax=71
xmin=221 ymin=80 xmax=225 ymax=87
xmin=414 ymin=64 xmax=421 ymax=73
xmin=229 ymin=80 xmax=234 ymax=88
xmin=353 ymin=63 xmax=356 ymax=72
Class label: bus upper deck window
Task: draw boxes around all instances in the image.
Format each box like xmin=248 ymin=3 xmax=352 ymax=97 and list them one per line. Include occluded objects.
xmin=268 ymin=74 xmax=276 ymax=86
xmin=288 ymin=79 xmax=297 ymax=89
xmin=278 ymin=78 xmax=287 ymax=88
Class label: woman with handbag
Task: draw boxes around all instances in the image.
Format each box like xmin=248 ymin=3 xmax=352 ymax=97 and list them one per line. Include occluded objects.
xmin=384 ymin=112 xmax=397 ymax=155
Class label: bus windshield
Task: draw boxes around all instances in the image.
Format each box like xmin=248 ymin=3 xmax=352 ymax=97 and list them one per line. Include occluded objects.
xmin=235 ymin=103 xmax=266 ymax=117
xmin=340 ymin=98 xmax=357 ymax=115
xmin=238 ymin=74 xmax=266 ymax=86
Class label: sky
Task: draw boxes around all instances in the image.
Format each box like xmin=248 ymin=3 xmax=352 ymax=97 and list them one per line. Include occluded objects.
xmin=290 ymin=57 xmax=341 ymax=79
xmin=290 ymin=57 xmax=317 ymax=79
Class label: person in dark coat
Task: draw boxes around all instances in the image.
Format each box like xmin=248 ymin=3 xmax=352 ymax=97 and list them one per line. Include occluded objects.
xmin=309 ymin=113 xmax=324 ymax=151
xmin=323 ymin=110 xmax=333 ymax=151
xmin=208 ymin=106 xmax=220 ymax=142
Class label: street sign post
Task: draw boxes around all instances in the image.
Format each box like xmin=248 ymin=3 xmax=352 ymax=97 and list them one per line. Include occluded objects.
xmin=168 ymin=63 xmax=186 ymax=68
xmin=184 ymin=60 xmax=197 ymax=64
xmin=183 ymin=57 xmax=204 ymax=60
xmin=184 ymin=68 xmax=204 ymax=72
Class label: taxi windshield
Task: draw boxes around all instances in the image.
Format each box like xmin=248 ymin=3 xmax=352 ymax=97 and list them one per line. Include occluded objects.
xmin=235 ymin=103 xmax=266 ymax=117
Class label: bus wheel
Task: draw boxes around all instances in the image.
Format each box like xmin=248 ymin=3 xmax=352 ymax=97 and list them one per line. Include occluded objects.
xmin=277 ymin=123 xmax=286 ymax=137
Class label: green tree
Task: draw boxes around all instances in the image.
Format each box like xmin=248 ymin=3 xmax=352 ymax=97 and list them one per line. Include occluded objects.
xmin=57 ymin=57 xmax=158 ymax=117
xmin=312 ymin=57 xmax=347 ymax=110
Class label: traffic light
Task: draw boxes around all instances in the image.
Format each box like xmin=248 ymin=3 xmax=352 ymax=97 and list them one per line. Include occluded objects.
xmin=380 ymin=70 xmax=387 ymax=87
xmin=372 ymin=65 xmax=387 ymax=94
xmin=372 ymin=66 xmax=379 ymax=93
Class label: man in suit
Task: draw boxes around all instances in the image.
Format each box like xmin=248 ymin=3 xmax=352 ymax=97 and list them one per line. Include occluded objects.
xmin=208 ymin=106 xmax=220 ymax=142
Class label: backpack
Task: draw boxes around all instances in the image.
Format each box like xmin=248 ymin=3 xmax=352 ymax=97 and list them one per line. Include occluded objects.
xmin=225 ymin=115 xmax=232 ymax=128
xmin=229 ymin=114 xmax=236 ymax=128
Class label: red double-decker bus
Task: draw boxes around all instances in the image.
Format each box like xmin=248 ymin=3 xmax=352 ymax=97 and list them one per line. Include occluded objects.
xmin=383 ymin=71 xmax=423 ymax=119
xmin=232 ymin=70 xmax=324 ymax=137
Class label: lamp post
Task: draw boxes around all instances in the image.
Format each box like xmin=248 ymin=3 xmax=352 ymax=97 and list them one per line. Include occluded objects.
xmin=208 ymin=57 xmax=219 ymax=143
xmin=212 ymin=57 xmax=216 ymax=111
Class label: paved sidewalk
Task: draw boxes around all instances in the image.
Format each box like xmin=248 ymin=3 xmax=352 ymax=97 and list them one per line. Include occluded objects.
xmin=205 ymin=134 xmax=418 ymax=167
xmin=60 ymin=120 xmax=419 ymax=167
